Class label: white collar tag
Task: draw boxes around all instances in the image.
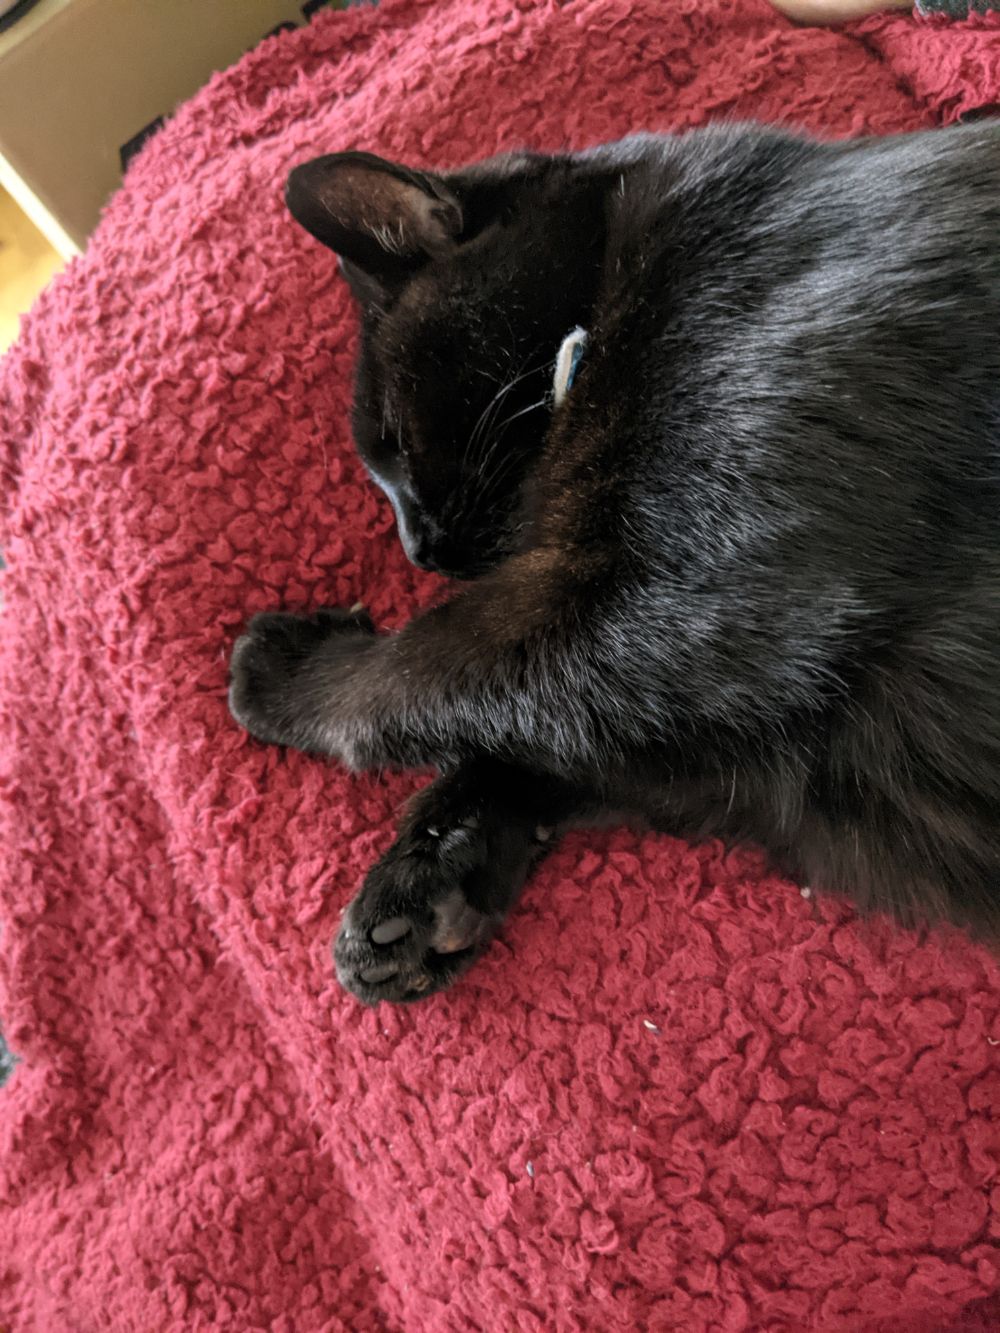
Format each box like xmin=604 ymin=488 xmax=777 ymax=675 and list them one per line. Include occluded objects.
xmin=553 ymin=326 xmax=588 ymax=407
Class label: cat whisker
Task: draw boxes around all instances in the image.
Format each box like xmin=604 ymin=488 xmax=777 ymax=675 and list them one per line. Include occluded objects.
xmin=470 ymin=394 xmax=550 ymax=500
xmin=475 ymin=443 xmax=531 ymax=506
xmin=493 ymin=395 xmax=549 ymax=435
xmin=467 ymin=361 xmax=538 ymax=459
xmin=465 ymin=347 xmax=551 ymax=464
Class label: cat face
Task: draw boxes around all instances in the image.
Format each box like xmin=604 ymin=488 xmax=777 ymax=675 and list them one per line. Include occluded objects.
xmin=286 ymin=150 xmax=606 ymax=577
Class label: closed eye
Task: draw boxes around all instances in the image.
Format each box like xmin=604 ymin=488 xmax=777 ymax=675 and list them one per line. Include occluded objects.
xmin=353 ymin=405 xmax=402 ymax=474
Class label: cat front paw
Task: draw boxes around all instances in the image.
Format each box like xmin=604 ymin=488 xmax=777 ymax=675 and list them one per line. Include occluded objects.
xmin=228 ymin=606 xmax=373 ymax=747
xmin=334 ymin=819 xmax=502 ymax=1005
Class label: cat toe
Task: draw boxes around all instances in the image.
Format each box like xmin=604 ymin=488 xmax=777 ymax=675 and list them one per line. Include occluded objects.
xmin=332 ymin=832 xmax=498 ymax=1004
xmin=333 ymin=915 xmax=483 ymax=1005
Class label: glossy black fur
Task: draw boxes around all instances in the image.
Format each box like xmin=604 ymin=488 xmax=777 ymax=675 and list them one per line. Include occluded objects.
xmin=229 ymin=123 xmax=1000 ymax=1004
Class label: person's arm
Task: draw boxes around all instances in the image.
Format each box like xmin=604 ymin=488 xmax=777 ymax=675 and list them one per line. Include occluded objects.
xmin=770 ymin=0 xmax=910 ymax=20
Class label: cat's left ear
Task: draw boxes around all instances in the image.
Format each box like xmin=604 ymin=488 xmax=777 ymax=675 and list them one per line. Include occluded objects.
xmin=285 ymin=151 xmax=463 ymax=292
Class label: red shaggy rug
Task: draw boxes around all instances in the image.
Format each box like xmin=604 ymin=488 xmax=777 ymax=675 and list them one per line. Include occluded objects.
xmin=2 ymin=2 xmax=1000 ymax=1328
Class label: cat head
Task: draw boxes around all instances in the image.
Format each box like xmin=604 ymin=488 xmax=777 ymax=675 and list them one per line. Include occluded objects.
xmin=285 ymin=148 xmax=608 ymax=577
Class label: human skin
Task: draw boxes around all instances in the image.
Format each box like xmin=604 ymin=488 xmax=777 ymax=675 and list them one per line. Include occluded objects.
xmin=769 ymin=0 xmax=912 ymax=22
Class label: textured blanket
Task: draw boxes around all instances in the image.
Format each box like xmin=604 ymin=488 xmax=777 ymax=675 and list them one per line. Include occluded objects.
xmin=3 ymin=1 xmax=1000 ymax=1328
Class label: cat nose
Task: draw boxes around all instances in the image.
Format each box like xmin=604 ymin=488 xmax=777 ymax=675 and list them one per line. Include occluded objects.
xmin=411 ymin=546 xmax=444 ymax=574
xmin=399 ymin=526 xmax=441 ymax=573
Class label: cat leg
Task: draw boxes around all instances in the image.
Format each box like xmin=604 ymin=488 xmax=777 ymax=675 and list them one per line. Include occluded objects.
xmin=228 ymin=554 xmax=625 ymax=776
xmin=333 ymin=758 xmax=589 ymax=1004
xmin=226 ymin=579 xmax=618 ymax=1002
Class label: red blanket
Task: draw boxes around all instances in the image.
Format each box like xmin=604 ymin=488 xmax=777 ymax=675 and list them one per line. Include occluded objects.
xmin=3 ymin=2 xmax=1000 ymax=1328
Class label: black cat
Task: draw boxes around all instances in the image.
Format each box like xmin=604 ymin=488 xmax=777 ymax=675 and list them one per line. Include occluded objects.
xmin=229 ymin=123 xmax=1000 ymax=1004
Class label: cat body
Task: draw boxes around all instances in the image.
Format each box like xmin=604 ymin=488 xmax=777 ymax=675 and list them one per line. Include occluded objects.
xmin=229 ymin=123 xmax=1000 ymax=1002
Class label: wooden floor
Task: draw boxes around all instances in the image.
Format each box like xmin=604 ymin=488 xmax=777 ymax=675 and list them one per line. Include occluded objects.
xmin=0 ymin=186 xmax=62 ymax=352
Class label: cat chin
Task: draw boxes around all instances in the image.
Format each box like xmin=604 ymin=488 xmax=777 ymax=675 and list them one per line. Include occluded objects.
xmin=421 ymin=560 xmax=503 ymax=582
xmin=399 ymin=539 xmax=512 ymax=581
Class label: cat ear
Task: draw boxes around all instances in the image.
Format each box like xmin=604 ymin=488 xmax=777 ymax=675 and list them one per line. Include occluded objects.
xmin=285 ymin=151 xmax=463 ymax=285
